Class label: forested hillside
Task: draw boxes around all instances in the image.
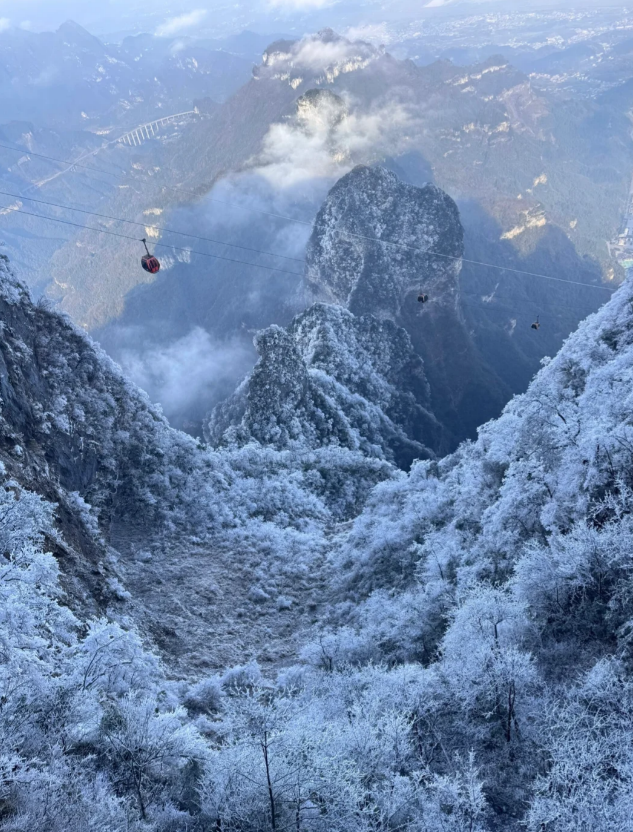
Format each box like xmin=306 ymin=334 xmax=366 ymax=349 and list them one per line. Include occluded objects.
xmin=1 ymin=239 xmax=633 ymax=829
xmin=4 ymin=3 xmax=633 ymax=828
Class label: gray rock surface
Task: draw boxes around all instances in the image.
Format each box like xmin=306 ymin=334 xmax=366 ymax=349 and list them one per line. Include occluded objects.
xmin=207 ymin=302 xmax=447 ymax=466
xmin=305 ymin=165 xmax=509 ymax=443
xmin=305 ymin=165 xmax=464 ymax=319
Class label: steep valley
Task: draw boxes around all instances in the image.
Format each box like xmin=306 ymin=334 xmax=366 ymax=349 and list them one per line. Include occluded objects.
xmin=1 ymin=27 xmax=624 ymax=413
xmin=3 ymin=12 xmax=633 ymax=831
xmin=3 ymin=218 xmax=633 ymax=828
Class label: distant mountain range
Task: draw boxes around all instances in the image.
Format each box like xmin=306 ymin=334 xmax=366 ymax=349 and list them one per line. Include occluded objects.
xmin=0 ymin=25 xmax=630 ymax=442
xmin=0 ymin=20 xmax=254 ymax=130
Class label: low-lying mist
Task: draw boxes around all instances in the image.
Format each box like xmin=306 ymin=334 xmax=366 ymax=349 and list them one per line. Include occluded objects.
xmin=112 ymin=326 xmax=255 ymax=435
xmin=106 ymin=72 xmax=416 ymax=434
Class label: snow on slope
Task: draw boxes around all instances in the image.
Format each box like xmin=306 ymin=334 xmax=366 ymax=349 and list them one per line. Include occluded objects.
xmin=304 ymin=164 xmax=510 ymax=443
xmin=0 ymin=256 xmax=365 ymax=670
xmin=336 ymin=272 xmax=632 ymax=602
xmin=206 ymin=302 xmax=447 ymax=467
xmin=2 ymin=259 xmax=633 ymax=828
xmin=274 ymin=273 xmax=633 ymax=829
xmin=305 ymin=165 xmax=463 ymax=318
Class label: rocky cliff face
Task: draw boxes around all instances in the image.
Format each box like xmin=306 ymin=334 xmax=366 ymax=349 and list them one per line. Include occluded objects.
xmin=305 ymin=165 xmax=464 ymax=319
xmin=0 ymin=253 xmax=218 ymax=618
xmin=0 ymin=256 xmax=199 ymax=531
xmin=0 ymin=257 xmax=393 ymax=670
xmin=305 ymin=165 xmax=509 ymax=442
xmin=206 ymin=302 xmax=447 ymax=467
xmin=258 ymin=28 xmax=381 ymax=88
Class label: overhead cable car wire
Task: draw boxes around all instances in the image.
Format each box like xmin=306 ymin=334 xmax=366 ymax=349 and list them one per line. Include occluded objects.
xmin=0 ymin=204 xmax=304 ymax=277
xmin=0 ymin=141 xmax=126 ymax=177
xmin=0 ymin=141 xmax=619 ymax=294
xmin=0 ymin=195 xmax=617 ymax=294
xmin=0 ymin=188 xmax=306 ymax=264
xmin=0 ymin=140 xmax=314 ymax=224
xmin=339 ymin=233 xmax=615 ymax=293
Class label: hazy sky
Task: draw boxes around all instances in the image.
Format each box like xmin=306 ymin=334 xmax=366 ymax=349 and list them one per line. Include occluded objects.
xmin=0 ymin=0 xmax=617 ymax=37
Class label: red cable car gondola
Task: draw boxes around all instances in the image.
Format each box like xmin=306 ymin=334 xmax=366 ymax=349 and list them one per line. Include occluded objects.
xmin=141 ymin=238 xmax=160 ymax=274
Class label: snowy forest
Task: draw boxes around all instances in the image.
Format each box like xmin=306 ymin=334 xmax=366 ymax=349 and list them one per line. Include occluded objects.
xmin=2 ymin=3 xmax=633 ymax=831
xmin=3 ymin=231 xmax=633 ymax=829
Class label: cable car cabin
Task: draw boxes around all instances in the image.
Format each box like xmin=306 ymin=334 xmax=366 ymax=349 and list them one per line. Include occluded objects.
xmin=140 ymin=238 xmax=160 ymax=274
xmin=141 ymin=254 xmax=161 ymax=274
xmin=417 ymin=293 xmax=429 ymax=304
xmin=531 ymin=317 xmax=540 ymax=331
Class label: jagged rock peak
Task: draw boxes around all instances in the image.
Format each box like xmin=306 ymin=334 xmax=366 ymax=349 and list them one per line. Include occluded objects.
xmin=56 ymin=20 xmax=104 ymax=48
xmin=205 ymin=302 xmax=447 ymax=467
xmin=295 ymin=89 xmax=347 ymax=132
xmin=259 ymin=30 xmax=381 ymax=86
xmin=315 ymin=27 xmax=342 ymax=44
xmin=304 ymin=165 xmax=464 ymax=320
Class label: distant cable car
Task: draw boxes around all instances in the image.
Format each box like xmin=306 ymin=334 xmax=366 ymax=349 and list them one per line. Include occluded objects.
xmin=141 ymin=238 xmax=160 ymax=274
xmin=531 ymin=316 xmax=540 ymax=331
xmin=417 ymin=293 xmax=429 ymax=304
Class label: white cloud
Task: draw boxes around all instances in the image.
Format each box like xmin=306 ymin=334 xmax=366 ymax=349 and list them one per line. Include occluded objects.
xmin=267 ymin=0 xmax=336 ymax=9
xmin=0 ymin=18 xmax=10 ymax=33
xmin=168 ymin=39 xmax=188 ymax=55
xmin=263 ymin=32 xmax=379 ymax=82
xmin=250 ymin=82 xmax=415 ymax=192
xmin=292 ymin=38 xmax=367 ymax=71
xmin=190 ymin=82 xmax=416 ymax=310
xmin=202 ymin=30 xmax=415 ymax=234
xmin=118 ymin=327 xmax=252 ymax=423
xmin=155 ymin=9 xmax=207 ymax=38
xmin=344 ymin=23 xmax=391 ymax=45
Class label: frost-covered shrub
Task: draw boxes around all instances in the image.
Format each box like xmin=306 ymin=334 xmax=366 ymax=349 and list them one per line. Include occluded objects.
xmin=184 ymin=676 xmax=224 ymax=715
xmin=221 ymin=660 xmax=264 ymax=694
xmin=527 ymin=660 xmax=633 ymax=832
xmin=0 ymin=480 xmax=205 ymax=829
xmin=300 ymin=627 xmax=377 ymax=670
xmin=6 ymin=231 xmax=633 ymax=832
xmin=276 ymin=594 xmax=293 ymax=610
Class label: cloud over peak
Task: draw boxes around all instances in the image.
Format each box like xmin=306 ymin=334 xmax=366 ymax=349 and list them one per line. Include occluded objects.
xmin=155 ymin=9 xmax=207 ymax=38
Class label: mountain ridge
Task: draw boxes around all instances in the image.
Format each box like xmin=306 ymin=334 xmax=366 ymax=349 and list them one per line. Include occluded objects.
xmin=2 ymin=244 xmax=633 ymax=829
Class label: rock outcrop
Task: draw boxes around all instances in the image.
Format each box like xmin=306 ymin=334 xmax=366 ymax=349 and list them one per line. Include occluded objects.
xmin=206 ymin=302 xmax=447 ymax=466
xmin=305 ymin=165 xmax=464 ymax=319
xmin=0 ymin=257 xmax=394 ymax=669
xmin=305 ymin=165 xmax=509 ymax=442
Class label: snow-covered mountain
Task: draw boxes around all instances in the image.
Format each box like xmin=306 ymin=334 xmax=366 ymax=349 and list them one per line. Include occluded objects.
xmin=2 ymin=240 xmax=633 ymax=829
xmin=305 ymin=165 xmax=463 ymax=319
xmin=0 ymin=25 xmax=619 ymax=452
xmin=0 ymin=253 xmax=395 ymax=670
xmin=304 ymin=165 xmax=509 ymax=441
xmin=206 ymin=302 xmax=445 ymax=466
xmin=2 ymin=19 xmax=633 ymax=829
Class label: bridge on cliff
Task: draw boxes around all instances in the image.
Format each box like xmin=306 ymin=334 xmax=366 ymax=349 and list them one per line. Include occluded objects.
xmin=115 ymin=109 xmax=200 ymax=147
